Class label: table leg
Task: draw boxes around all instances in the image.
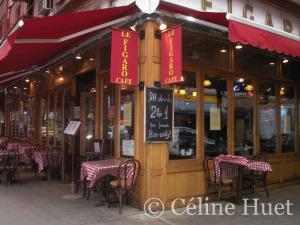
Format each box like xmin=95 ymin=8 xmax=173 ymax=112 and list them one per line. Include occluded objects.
xmin=237 ymin=166 xmax=243 ymax=204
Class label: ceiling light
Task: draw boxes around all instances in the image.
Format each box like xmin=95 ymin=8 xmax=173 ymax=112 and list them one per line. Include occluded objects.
xmin=23 ymin=87 xmax=27 ymax=90
xmin=90 ymin=88 xmax=96 ymax=93
xmin=45 ymin=68 xmax=51 ymax=74
xmin=235 ymin=43 xmax=243 ymax=49
xmin=159 ymin=20 xmax=167 ymax=31
xmin=237 ymin=78 xmax=244 ymax=83
xmin=192 ymin=92 xmax=197 ymax=97
xmin=204 ymin=80 xmax=211 ymax=87
xmin=179 ymin=89 xmax=186 ymax=95
xmin=220 ymin=47 xmax=227 ymax=53
xmin=282 ymin=58 xmax=289 ymax=63
xmin=89 ymin=57 xmax=95 ymax=61
xmin=75 ymin=53 xmax=82 ymax=60
xmin=14 ymin=86 xmax=17 ymax=89
xmin=25 ymin=78 xmax=30 ymax=83
xmin=269 ymin=62 xmax=276 ymax=66
xmin=130 ymin=21 xmax=138 ymax=31
xmin=174 ymin=88 xmax=179 ymax=94
xmin=245 ymin=84 xmax=254 ymax=91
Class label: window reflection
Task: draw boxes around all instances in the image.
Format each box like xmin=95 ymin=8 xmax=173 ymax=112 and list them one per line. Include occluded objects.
xmin=234 ymin=79 xmax=254 ymax=156
xmin=169 ymin=72 xmax=196 ymax=160
xmin=204 ymin=75 xmax=227 ymax=157
xmin=259 ymin=83 xmax=276 ymax=154
xmin=280 ymin=85 xmax=296 ymax=153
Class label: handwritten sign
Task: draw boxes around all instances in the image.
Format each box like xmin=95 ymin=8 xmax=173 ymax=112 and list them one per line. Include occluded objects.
xmin=145 ymin=87 xmax=173 ymax=142
xmin=63 ymin=121 xmax=81 ymax=136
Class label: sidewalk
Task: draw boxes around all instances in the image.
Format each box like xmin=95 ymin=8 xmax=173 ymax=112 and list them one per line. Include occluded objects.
xmin=0 ymin=172 xmax=299 ymax=225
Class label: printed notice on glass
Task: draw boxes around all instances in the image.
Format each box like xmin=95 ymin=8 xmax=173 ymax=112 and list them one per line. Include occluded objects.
xmin=210 ymin=107 xmax=221 ymax=131
xmin=122 ymin=140 xmax=134 ymax=156
xmin=124 ymin=102 xmax=132 ymax=126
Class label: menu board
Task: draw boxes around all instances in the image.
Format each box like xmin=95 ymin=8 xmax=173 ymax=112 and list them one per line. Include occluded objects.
xmin=63 ymin=121 xmax=81 ymax=135
xmin=145 ymin=87 xmax=173 ymax=142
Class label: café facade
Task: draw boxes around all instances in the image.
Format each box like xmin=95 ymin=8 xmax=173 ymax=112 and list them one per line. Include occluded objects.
xmin=0 ymin=0 xmax=300 ymax=208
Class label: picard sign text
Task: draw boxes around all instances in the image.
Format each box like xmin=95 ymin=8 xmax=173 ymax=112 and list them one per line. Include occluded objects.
xmin=110 ymin=29 xmax=138 ymax=85
xmin=145 ymin=88 xmax=173 ymax=142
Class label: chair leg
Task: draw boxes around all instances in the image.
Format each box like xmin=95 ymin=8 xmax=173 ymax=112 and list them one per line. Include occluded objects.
xmin=87 ymin=188 xmax=91 ymax=200
xmin=218 ymin=182 xmax=222 ymax=201
xmin=118 ymin=190 xmax=122 ymax=215
xmin=263 ymin=181 xmax=269 ymax=198
xmin=253 ymin=183 xmax=256 ymax=198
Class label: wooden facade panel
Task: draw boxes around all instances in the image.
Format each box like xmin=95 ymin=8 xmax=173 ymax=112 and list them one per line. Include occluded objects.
xmin=166 ymin=171 xmax=205 ymax=201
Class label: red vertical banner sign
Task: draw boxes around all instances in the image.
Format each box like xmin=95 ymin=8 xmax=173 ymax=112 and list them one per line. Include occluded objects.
xmin=161 ymin=25 xmax=183 ymax=85
xmin=110 ymin=28 xmax=139 ymax=86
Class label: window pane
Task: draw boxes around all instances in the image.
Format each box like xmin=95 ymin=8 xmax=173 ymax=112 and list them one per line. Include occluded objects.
xmin=234 ymin=78 xmax=254 ymax=156
xmin=259 ymin=83 xmax=276 ymax=154
xmin=204 ymin=75 xmax=227 ymax=157
xmin=235 ymin=46 xmax=277 ymax=79
xmin=169 ymin=71 xmax=197 ymax=160
xmin=280 ymin=86 xmax=296 ymax=153
xmin=120 ymin=89 xmax=134 ymax=157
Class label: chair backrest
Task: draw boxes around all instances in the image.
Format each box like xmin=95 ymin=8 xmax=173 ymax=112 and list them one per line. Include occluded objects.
xmin=252 ymin=153 xmax=269 ymax=177
xmin=253 ymin=153 xmax=268 ymax=162
xmin=203 ymin=157 xmax=216 ymax=185
xmin=3 ymin=151 xmax=19 ymax=170
xmin=47 ymin=150 xmax=62 ymax=169
xmin=117 ymin=159 xmax=140 ymax=189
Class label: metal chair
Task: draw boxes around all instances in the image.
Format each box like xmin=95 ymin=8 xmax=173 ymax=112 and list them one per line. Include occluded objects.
xmin=203 ymin=157 xmax=233 ymax=200
xmin=243 ymin=153 xmax=269 ymax=198
xmin=107 ymin=159 xmax=140 ymax=214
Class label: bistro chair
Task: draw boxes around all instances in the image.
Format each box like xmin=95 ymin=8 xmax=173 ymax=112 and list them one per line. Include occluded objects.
xmin=46 ymin=149 xmax=62 ymax=181
xmin=243 ymin=153 xmax=269 ymax=198
xmin=203 ymin=157 xmax=234 ymax=201
xmin=0 ymin=151 xmax=19 ymax=185
xmin=107 ymin=159 xmax=140 ymax=214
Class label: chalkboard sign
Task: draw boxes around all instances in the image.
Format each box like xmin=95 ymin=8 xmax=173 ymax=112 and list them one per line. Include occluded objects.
xmin=145 ymin=87 xmax=173 ymax=142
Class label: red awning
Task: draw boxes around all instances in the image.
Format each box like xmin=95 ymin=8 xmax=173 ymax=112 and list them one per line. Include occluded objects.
xmin=0 ymin=4 xmax=138 ymax=83
xmin=227 ymin=15 xmax=300 ymax=58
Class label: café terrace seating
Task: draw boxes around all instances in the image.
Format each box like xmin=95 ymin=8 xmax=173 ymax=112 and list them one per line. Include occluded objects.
xmin=107 ymin=159 xmax=140 ymax=214
xmin=203 ymin=157 xmax=234 ymax=200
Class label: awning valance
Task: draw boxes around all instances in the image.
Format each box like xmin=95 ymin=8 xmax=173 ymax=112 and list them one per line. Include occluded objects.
xmin=227 ymin=14 xmax=300 ymax=58
xmin=0 ymin=4 xmax=138 ymax=83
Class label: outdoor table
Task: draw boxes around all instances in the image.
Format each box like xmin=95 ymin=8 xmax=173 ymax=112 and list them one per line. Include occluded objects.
xmin=32 ymin=151 xmax=60 ymax=173
xmin=18 ymin=145 xmax=34 ymax=165
xmin=80 ymin=159 xmax=122 ymax=189
xmin=214 ymin=155 xmax=272 ymax=204
xmin=6 ymin=142 xmax=20 ymax=151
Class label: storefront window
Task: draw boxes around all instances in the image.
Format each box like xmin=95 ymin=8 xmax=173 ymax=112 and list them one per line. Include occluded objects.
xmin=169 ymin=72 xmax=197 ymax=160
xmin=120 ymin=89 xmax=134 ymax=157
xmin=183 ymin=34 xmax=229 ymax=70
xmin=55 ymin=91 xmax=63 ymax=146
xmin=259 ymin=83 xmax=276 ymax=154
xmin=48 ymin=93 xmax=55 ymax=145
xmin=280 ymin=85 xmax=296 ymax=153
xmin=204 ymin=75 xmax=227 ymax=157
xmin=27 ymin=97 xmax=35 ymax=137
xmin=234 ymin=78 xmax=254 ymax=156
xmin=235 ymin=46 xmax=277 ymax=79
xmin=103 ymin=79 xmax=115 ymax=156
xmin=282 ymin=59 xmax=300 ymax=82
xmin=41 ymin=96 xmax=48 ymax=144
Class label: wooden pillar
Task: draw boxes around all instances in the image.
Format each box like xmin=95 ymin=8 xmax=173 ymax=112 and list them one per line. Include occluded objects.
xmin=95 ymin=48 xmax=104 ymax=139
xmin=135 ymin=21 xmax=167 ymax=208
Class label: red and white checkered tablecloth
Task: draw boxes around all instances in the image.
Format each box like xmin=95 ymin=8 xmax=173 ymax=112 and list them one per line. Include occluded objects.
xmin=80 ymin=159 xmax=122 ymax=188
xmin=6 ymin=143 xmax=20 ymax=151
xmin=214 ymin=155 xmax=272 ymax=179
xmin=32 ymin=151 xmax=61 ymax=173
xmin=247 ymin=160 xmax=272 ymax=172
xmin=18 ymin=146 xmax=33 ymax=165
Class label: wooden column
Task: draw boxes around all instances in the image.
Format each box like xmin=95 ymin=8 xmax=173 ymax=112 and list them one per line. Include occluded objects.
xmin=135 ymin=21 xmax=167 ymax=208
xmin=95 ymin=48 xmax=104 ymax=139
